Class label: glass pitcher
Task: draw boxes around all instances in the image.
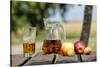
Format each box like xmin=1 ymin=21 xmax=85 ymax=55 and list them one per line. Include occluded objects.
xmin=42 ymin=19 xmax=64 ymax=54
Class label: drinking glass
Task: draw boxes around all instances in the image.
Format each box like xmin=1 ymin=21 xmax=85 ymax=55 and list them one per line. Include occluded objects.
xmin=23 ymin=27 xmax=36 ymax=57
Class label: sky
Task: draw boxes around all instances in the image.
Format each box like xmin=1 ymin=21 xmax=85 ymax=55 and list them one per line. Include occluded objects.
xmin=49 ymin=5 xmax=96 ymax=21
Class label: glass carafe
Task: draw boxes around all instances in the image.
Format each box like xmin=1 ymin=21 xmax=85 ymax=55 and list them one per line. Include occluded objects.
xmin=42 ymin=19 xmax=64 ymax=54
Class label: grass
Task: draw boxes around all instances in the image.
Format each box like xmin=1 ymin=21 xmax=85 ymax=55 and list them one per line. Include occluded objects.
xmin=11 ymin=21 xmax=96 ymax=51
xmin=11 ymin=32 xmax=23 ymax=44
xmin=88 ymin=37 xmax=96 ymax=52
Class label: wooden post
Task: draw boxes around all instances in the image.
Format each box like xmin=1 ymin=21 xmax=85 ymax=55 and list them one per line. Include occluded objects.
xmin=80 ymin=5 xmax=93 ymax=46
xmin=78 ymin=5 xmax=93 ymax=62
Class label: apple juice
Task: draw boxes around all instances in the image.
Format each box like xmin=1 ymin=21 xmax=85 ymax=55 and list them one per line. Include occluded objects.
xmin=23 ymin=42 xmax=35 ymax=57
xmin=42 ymin=40 xmax=62 ymax=54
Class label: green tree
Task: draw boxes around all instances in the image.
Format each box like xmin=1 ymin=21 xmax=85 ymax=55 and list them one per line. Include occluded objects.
xmin=11 ymin=1 xmax=72 ymax=32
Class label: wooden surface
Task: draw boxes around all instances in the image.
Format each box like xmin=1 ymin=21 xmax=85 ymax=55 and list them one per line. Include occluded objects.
xmin=11 ymin=52 xmax=96 ymax=66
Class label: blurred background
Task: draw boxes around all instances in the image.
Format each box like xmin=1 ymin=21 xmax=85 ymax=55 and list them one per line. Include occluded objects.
xmin=11 ymin=1 xmax=96 ymax=54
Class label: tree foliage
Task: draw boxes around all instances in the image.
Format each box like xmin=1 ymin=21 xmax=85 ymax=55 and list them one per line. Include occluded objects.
xmin=11 ymin=1 xmax=72 ymax=32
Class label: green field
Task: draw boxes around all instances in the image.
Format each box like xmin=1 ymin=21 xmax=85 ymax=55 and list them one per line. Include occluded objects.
xmin=11 ymin=21 xmax=96 ymax=51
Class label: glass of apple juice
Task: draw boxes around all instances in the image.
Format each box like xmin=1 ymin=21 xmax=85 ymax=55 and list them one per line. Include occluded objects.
xmin=23 ymin=27 xmax=36 ymax=57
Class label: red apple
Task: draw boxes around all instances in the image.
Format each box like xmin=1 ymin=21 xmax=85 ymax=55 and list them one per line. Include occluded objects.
xmin=74 ymin=40 xmax=85 ymax=54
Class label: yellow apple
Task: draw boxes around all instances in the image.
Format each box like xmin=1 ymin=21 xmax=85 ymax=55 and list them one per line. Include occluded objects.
xmin=67 ymin=48 xmax=75 ymax=57
xmin=61 ymin=42 xmax=75 ymax=56
xmin=84 ymin=47 xmax=92 ymax=55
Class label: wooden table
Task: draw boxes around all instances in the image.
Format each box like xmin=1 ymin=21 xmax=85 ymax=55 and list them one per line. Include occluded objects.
xmin=11 ymin=52 xmax=96 ymax=66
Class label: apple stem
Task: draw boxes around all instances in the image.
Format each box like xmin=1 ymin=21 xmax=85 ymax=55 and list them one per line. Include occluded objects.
xmin=51 ymin=54 xmax=57 ymax=64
